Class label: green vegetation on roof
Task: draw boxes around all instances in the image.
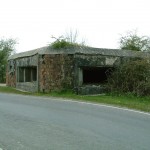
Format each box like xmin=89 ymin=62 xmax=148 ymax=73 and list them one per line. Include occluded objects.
xmin=50 ymin=37 xmax=85 ymax=49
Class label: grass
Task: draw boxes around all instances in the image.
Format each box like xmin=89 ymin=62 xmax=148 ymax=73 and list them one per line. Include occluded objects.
xmin=0 ymin=86 xmax=150 ymax=112
xmin=0 ymin=86 xmax=31 ymax=95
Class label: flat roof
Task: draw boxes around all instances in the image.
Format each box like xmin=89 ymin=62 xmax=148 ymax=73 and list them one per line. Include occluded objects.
xmin=8 ymin=46 xmax=150 ymax=60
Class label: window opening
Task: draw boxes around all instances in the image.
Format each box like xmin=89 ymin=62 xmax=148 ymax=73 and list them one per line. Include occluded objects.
xmin=18 ymin=67 xmax=37 ymax=82
xmin=19 ymin=67 xmax=24 ymax=82
xmin=82 ymin=67 xmax=113 ymax=85
xmin=32 ymin=67 xmax=37 ymax=81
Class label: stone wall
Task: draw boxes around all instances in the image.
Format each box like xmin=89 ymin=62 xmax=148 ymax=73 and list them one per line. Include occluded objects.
xmin=74 ymin=54 xmax=120 ymax=87
xmin=16 ymin=82 xmax=38 ymax=92
xmin=6 ymin=47 xmax=150 ymax=95
xmin=7 ymin=49 xmax=144 ymax=95
xmin=7 ymin=55 xmax=39 ymax=92
xmin=6 ymin=59 xmax=16 ymax=87
xmin=16 ymin=55 xmax=38 ymax=92
xmin=39 ymin=54 xmax=74 ymax=92
xmin=74 ymin=54 xmax=121 ymax=94
xmin=16 ymin=54 xmax=38 ymax=66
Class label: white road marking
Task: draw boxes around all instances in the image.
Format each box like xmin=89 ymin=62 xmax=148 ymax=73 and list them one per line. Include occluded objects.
xmin=2 ymin=93 xmax=150 ymax=116
xmin=49 ymin=98 xmax=150 ymax=116
xmin=22 ymin=94 xmax=150 ymax=116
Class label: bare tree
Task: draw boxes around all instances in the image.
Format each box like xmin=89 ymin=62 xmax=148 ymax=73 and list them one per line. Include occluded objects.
xmin=65 ymin=29 xmax=87 ymax=46
xmin=50 ymin=29 xmax=87 ymax=49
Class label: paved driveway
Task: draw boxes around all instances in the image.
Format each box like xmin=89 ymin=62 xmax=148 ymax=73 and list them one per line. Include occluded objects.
xmin=0 ymin=93 xmax=150 ymax=150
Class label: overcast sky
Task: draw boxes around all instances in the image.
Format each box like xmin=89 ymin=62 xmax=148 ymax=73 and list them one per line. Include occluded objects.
xmin=0 ymin=0 xmax=150 ymax=53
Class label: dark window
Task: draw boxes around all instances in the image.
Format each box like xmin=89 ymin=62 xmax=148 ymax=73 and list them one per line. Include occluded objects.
xmin=82 ymin=67 xmax=113 ymax=84
xmin=32 ymin=68 xmax=37 ymax=81
xmin=19 ymin=67 xmax=24 ymax=82
xmin=18 ymin=67 xmax=37 ymax=82
xmin=9 ymin=65 xmax=12 ymax=71
xmin=25 ymin=68 xmax=31 ymax=82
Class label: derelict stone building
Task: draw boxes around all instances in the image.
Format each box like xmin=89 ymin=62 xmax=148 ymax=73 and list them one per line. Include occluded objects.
xmin=6 ymin=46 xmax=150 ymax=94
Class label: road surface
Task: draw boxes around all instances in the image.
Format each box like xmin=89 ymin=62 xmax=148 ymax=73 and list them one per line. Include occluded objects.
xmin=0 ymin=93 xmax=150 ymax=150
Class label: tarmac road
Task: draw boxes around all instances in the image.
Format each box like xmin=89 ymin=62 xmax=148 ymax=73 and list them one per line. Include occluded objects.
xmin=0 ymin=93 xmax=150 ymax=150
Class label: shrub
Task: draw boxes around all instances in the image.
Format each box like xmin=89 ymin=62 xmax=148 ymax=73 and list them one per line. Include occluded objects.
xmin=107 ymin=59 xmax=150 ymax=96
xmin=50 ymin=31 xmax=87 ymax=49
xmin=51 ymin=38 xmax=79 ymax=49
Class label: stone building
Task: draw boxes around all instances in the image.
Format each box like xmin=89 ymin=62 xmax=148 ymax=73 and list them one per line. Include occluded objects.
xmin=6 ymin=46 xmax=150 ymax=94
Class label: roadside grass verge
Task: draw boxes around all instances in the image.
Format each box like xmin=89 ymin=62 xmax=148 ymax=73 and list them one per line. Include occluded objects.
xmin=0 ymin=86 xmax=150 ymax=112
xmin=0 ymin=86 xmax=31 ymax=95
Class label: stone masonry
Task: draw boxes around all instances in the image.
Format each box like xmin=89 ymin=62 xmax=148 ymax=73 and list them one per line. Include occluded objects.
xmin=6 ymin=46 xmax=150 ymax=94
xmin=39 ymin=54 xmax=74 ymax=92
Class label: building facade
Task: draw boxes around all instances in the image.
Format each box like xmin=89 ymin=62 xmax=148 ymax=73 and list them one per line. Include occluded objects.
xmin=6 ymin=46 xmax=150 ymax=94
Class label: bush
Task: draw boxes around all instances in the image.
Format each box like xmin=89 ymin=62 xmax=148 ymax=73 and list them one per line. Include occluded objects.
xmin=107 ymin=59 xmax=150 ymax=96
xmin=50 ymin=33 xmax=87 ymax=49
xmin=51 ymin=39 xmax=79 ymax=49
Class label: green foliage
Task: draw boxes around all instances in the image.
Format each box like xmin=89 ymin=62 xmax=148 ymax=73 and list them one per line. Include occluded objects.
xmin=50 ymin=37 xmax=80 ymax=49
xmin=107 ymin=59 xmax=150 ymax=96
xmin=0 ymin=38 xmax=17 ymax=83
xmin=50 ymin=30 xmax=87 ymax=49
xmin=119 ymin=31 xmax=150 ymax=51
